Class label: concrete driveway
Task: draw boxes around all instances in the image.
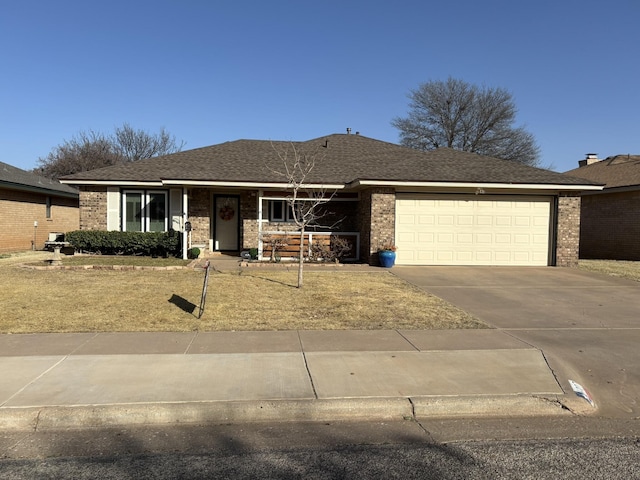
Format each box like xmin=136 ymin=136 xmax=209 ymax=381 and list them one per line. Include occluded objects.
xmin=393 ymin=266 xmax=640 ymax=418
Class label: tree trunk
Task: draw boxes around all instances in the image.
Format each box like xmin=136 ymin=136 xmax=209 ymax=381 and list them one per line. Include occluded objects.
xmin=297 ymin=230 xmax=304 ymax=288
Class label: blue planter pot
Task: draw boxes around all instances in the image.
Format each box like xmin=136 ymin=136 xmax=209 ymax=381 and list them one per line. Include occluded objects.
xmin=378 ymin=250 xmax=396 ymax=268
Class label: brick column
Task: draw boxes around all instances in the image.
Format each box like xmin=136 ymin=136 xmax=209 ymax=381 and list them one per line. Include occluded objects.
xmin=556 ymin=195 xmax=581 ymax=267
xmin=358 ymin=187 xmax=395 ymax=265
xmin=240 ymin=190 xmax=259 ymax=249
xmin=188 ymin=188 xmax=211 ymax=247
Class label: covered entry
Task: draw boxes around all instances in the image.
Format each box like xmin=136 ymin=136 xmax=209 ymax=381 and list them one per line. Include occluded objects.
xmin=395 ymin=194 xmax=553 ymax=266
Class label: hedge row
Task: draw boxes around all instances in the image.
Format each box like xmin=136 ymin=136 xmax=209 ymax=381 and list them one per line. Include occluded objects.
xmin=65 ymin=230 xmax=181 ymax=257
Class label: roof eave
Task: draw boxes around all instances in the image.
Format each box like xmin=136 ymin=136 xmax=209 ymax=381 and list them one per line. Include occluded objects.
xmin=349 ymin=180 xmax=603 ymax=191
xmin=60 ymin=178 xmax=346 ymax=190
xmin=60 ymin=180 xmax=164 ymax=187
xmin=0 ymin=180 xmax=79 ymax=198
xmin=161 ymin=179 xmax=346 ymax=189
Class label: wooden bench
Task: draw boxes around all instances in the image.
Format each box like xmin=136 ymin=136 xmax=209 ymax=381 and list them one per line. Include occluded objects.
xmin=261 ymin=232 xmax=359 ymax=261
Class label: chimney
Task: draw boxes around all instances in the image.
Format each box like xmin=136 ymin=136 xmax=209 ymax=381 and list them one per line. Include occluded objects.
xmin=579 ymin=153 xmax=599 ymax=167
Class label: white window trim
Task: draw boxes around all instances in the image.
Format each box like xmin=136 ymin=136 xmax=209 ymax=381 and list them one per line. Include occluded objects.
xmin=146 ymin=191 xmax=169 ymax=232
xmin=268 ymin=200 xmax=295 ymax=223
xmin=122 ymin=190 xmax=169 ymax=232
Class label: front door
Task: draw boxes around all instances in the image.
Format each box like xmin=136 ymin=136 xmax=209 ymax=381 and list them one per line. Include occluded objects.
xmin=213 ymin=195 xmax=239 ymax=251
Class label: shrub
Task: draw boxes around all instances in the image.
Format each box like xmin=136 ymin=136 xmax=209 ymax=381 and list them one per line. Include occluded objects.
xmin=65 ymin=230 xmax=181 ymax=257
xmin=188 ymin=247 xmax=201 ymax=259
xmin=309 ymin=236 xmax=353 ymax=263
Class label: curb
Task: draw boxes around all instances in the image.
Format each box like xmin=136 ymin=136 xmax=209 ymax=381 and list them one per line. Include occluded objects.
xmin=0 ymin=395 xmax=572 ymax=431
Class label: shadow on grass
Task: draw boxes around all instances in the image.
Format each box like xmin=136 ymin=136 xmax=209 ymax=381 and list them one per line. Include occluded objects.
xmin=169 ymin=294 xmax=197 ymax=315
xmin=242 ymin=272 xmax=299 ymax=288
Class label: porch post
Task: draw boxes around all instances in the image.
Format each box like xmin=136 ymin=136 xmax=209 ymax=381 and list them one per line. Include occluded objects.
xmin=257 ymin=189 xmax=264 ymax=260
xmin=182 ymin=188 xmax=189 ymax=260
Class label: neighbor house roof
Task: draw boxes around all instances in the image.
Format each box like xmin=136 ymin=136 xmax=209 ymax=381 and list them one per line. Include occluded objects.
xmin=565 ymin=155 xmax=640 ymax=190
xmin=0 ymin=161 xmax=79 ymax=197
xmin=61 ymin=133 xmax=600 ymax=189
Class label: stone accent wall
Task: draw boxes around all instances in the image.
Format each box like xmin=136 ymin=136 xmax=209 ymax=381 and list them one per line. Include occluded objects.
xmin=556 ymin=195 xmax=581 ymax=267
xmin=241 ymin=190 xmax=259 ymax=249
xmin=188 ymin=188 xmax=211 ymax=247
xmin=358 ymin=187 xmax=395 ymax=265
xmin=0 ymin=188 xmax=79 ymax=252
xmin=579 ymin=190 xmax=640 ymax=260
xmin=79 ymin=186 xmax=107 ymax=231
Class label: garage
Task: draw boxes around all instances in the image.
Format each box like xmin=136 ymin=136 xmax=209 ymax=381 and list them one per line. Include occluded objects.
xmin=395 ymin=194 xmax=553 ymax=266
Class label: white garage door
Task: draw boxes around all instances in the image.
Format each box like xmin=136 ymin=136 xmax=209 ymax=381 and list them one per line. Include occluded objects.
xmin=395 ymin=194 xmax=553 ymax=266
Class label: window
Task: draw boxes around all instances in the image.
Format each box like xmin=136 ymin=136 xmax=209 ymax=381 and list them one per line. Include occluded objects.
xmin=269 ymin=200 xmax=295 ymax=222
xmin=123 ymin=190 xmax=168 ymax=232
xmin=45 ymin=196 xmax=51 ymax=219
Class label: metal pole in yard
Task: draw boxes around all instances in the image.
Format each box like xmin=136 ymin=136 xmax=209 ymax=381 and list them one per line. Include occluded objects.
xmin=198 ymin=260 xmax=211 ymax=319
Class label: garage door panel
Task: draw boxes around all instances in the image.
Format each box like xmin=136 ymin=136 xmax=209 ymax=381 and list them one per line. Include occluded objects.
xmin=398 ymin=214 xmax=416 ymax=224
xmin=476 ymin=233 xmax=492 ymax=244
xmin=418 ymin=232 xmax=434 ymax=242
xmin=396 ymin=194 xmax=552 ymax=266
xmin=532 ymin=234 xmax=547 ymax=244
xmin=457 ymin=233 xmax=473 ymax=243
xmin=495 ymin=216 xmax=511 ymax=226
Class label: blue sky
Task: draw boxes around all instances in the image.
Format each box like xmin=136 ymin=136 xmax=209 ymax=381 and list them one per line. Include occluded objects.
xmin=1 ymin=0 xmax=638 ymax=173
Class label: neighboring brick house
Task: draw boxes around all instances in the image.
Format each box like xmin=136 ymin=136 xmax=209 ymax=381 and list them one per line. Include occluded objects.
xmin=61 ymin=133 xmax=600 ymax=266
xmin=565 ymin=154 xmax=639 ymax=260
xmin=0 ymin=161 xmax=79 ymax=252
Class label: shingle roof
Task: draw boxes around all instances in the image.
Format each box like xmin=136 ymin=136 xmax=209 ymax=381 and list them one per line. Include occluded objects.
xmin=61 ymin=134 xmax=596 ymax=187
xmin=0 ymin=161 xmax=79 ymax=196
xmin=564 ymin=155 xmax=640 ymax=189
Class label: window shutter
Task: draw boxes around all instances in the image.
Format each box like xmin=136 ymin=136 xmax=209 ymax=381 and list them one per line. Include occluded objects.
xmin=170 ymin=189 xmax=183 ymax=231
xmin=106 ymin=188 xmax=120 ymax=231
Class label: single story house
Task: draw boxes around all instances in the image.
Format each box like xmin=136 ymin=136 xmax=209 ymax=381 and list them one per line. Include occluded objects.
xmin=60 ymin=132 xmax=601 ymax=266
xmin=565 ymin=153 xmax=640 ymax=260
xmin=0 ymin=161 xmax=79 ymax=252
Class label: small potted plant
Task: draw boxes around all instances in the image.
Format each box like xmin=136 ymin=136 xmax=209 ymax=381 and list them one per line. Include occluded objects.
xmin=378 ymin=242 xmax=397 ymax=268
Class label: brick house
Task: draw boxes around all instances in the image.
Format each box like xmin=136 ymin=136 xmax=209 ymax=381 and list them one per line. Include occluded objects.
xmin=565 ymin=153 xmax=639 ymax=260
xmin=0 ymin=161 xmax=79 ymax=252
xmin=60 ymin=133 xmax=600 ymax=266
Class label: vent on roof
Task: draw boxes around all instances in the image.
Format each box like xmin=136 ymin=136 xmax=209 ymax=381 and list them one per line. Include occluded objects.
xmin=578 ymin=153 xmax=600 ymax=167
xmin=346 ymin=128 xmax=352 ymax=135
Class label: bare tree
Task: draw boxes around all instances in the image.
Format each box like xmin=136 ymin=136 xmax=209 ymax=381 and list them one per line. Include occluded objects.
xmin=35 ymin=124 xmax=185 ymax=179
xmin=33 ymin=130 xmax=123 ymax=178
xmin=269 ymin=142 xmax=335 ymax=288
xmin=392 ymin=77 xmax=540 ymax=166
xmin=113 ymin=123 xmax=185 ymax=162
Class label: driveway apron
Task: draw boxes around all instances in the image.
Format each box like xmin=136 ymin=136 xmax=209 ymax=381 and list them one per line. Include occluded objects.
xmin=393 ymin=266 xmax=640 ymax=418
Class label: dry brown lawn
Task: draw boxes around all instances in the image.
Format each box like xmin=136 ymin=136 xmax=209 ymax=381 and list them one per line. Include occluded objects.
xmin=579 ymin=259 xmax=640 ymax=282
xmin=0 ymin=252 xmax=485 ymax=333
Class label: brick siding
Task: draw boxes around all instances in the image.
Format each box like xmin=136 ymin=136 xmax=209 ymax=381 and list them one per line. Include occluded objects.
xmin=556 ymin=195 xmax=581 ymax=267
xmin=188 ymin=188 xmax=211 ymax=247
xmin=78 ymin=186 xmax=107 ymax=230
xmin=241 ymin=190 xmax=258 ymax=249
xmin=358 ymin=187 xmax=395 ymax=265
xmin=0 ymin=188 xmax=79 ymax=252
xmin=579 ymin=190 xmax=640 ymax=260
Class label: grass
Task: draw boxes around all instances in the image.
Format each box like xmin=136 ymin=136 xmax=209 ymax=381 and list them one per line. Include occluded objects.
xmin=60 ymin=255 xmax=192 ymax=267
xmin=578 ymin=259 xmax=640 ymax=282
xmin=0 ymin=252 xmax=485 ymax=333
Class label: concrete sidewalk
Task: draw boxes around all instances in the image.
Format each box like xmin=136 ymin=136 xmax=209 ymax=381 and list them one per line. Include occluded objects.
xmin=0 ymin=330 xmax=581 ymax=431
